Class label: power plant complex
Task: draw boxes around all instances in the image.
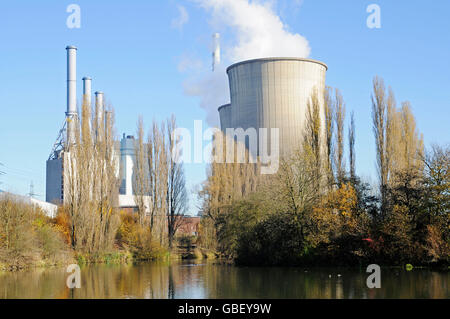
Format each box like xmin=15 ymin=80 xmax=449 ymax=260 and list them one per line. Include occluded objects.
xmin=45 ymin=42 xmax=328 ymax=209
xmin=46 ymin=46 xmax=141 ymax=210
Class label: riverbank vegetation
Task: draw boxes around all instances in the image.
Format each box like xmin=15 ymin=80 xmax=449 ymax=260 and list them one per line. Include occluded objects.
xmin=0 ymin=97 xmax=189 ymax=271
xmin=198 ymin=76 xmax=449 ymax=267
xmin=59 ymin=99 xmax=189 ymax=264
xmin=0 ymin=197 xmax=72 ymax=271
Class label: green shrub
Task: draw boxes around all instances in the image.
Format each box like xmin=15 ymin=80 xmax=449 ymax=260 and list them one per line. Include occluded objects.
xmin=236 ymin=213 xmax=306 ymax=266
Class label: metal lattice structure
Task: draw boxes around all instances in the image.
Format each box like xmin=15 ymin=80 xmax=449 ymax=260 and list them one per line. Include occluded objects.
xmin=48 ymin=119 xmax=67 ymax=160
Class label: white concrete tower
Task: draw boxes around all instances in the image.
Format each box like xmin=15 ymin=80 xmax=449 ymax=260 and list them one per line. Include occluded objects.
xmin=95 ymin=91 xmax=104 ymax=123
xmin=220 ymin=58 xmax=328 ymax=157
xmin=66 ymin=45 xmax=77 ymax=147
xmin=119 ymin=134 xmax=135 ymax=197
xmin=82 ymin=77 xmax=92 ymax=109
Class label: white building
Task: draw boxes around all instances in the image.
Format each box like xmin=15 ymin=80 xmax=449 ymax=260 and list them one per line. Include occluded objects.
xmin=0 ymin=190 xmax=58 ymax=218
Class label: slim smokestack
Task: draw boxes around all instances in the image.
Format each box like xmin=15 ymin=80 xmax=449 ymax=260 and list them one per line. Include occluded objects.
xmin=66 ymin=45 xmax=77 ymax=146
xmin=212 ymin=33 xmax=221 ymax=72
xmin=82 ymin=77 xmax=92 ymax=109
xmin=95 ymin=91 xmax=104 ymax=124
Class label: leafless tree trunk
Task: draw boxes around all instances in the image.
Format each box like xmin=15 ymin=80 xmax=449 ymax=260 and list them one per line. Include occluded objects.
xmin=304 ymin=88 xmax=324 ymax=193
xmin=166 ymin=115 xmax=188 ymax=249
xmin=198 ymin=131 xmax=262 ymax=250
xmin=372 ymin=76 xmax=424 ymax=218
xmin=349 ymin=111 xmax=356 ymax=180
xmin=134 ymin=116 xmax=149 ymax=225
xmin=388 ymin=101 xmax=424 ymax=182
xmin=147 ymin=120 xmax=168 ymax=245
xmin=334 ymin=88 xmax=346 ymax=184
xmin=324 ymin=87 xmax=335 ymax=188
xmin=372 ymin=76 xmax=389 ymax=218
xmin=65 ymin=96 xmax=119 ymax=254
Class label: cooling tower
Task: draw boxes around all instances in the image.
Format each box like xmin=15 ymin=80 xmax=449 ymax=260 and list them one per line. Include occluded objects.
xmin=220 ymin=57 xmax=327 ymax=156
xmin=218 ymin=104 xmax=231 ymax=132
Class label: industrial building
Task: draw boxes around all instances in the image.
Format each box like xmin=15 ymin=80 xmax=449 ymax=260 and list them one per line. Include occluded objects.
xmin=218 ymin=57 xmax=328 ymax=157
xmin=46 ymin=46 xmax=148 ymax=211
xmin=0 ymin=190 xmax=58 ymax=218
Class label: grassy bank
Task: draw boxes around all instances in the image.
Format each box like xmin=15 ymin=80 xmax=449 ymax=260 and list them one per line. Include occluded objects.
xmin=0 ymin=196 xmax=75 ymax=271
xmin=0 ymin=196 xmax=193 ymax=272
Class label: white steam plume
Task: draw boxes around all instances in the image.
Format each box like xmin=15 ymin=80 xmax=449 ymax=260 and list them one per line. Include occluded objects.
xmin=197 ymin=0 xmax=310 ymax=62
xmin=183 ymin=0 xmax=311 ymax=125
xmin=172 ymin=5 xmax=190 ymax=31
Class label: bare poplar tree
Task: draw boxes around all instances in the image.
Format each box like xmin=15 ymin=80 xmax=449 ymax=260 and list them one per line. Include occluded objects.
xmin=385 ymin=87 xmax=397 ymax=184
xmin=198 ymin=131 xmax=262 ymax=250
xmin=372 ymin=76 xmax=426 ymax=218
xmin=134 ymin=116 xmax=149 ymax=225
xmin=372 ymin=76 xmax=389 ymax=217
xmin=166 ymin=115 xmax=188 ymax=249
xmin=334 ymin=88 xmax=346 ymax=184
xmin=65 ymin=96 xmax=119 ymax=254
xmin=324 ymin=86 xmax=335 ymax=188
xmin=396 ymin=102 xmax=424 ymax=173
xmin=147 ymin=120 xmax=168 ymax=245
xmin=94 ymin=104 xmax=119 ymax=252
xmin=348 ymin=111 xmax=356 ymax=180
xmin=147 ymin=123 xmax=155 ymax=231
xmin=304 ymin=88 xmax=323 ymax=193
xmin=385 ymin=101 xmax=424 ymax=186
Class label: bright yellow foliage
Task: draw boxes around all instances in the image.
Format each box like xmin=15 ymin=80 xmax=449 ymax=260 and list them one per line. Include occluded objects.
xmin=312 ymin=183 xmax=361 ymax=238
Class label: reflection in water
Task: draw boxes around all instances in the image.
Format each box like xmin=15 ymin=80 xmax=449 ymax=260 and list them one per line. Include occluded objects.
xmin=0 ymin=261 xmax=448 ymax=299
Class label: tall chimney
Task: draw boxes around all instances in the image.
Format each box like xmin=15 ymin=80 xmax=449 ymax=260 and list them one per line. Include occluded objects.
xmin=212 ymin=33 xmax=221 ymax=72
xmin=95 ymin=91 xmax=104 ymax=125
xmin=66 ymin=45 xmax=77 ymax=146
xmin=82 ymin=77 xmax=92 ymax=109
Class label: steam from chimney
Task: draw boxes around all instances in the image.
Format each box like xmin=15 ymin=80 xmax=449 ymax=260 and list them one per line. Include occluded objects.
xmin=183 ymin=0 xmax=311 ymax=125
xmin=195 ymin=0 xmax=310 ymax=62
xmin=212 ymin=33 xmax=221 ymax=72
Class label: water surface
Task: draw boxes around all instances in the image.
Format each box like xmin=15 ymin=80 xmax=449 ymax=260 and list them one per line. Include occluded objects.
xmin=0 ymin=261 xmax=448 ymax=299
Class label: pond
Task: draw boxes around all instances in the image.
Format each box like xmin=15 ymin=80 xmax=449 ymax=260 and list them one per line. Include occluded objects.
xmin=0 ymin=261 xmax=448 ymax=299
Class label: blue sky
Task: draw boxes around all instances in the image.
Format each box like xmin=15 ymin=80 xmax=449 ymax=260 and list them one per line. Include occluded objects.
xmin=0 ymin=1 xmax=449 ymax=214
